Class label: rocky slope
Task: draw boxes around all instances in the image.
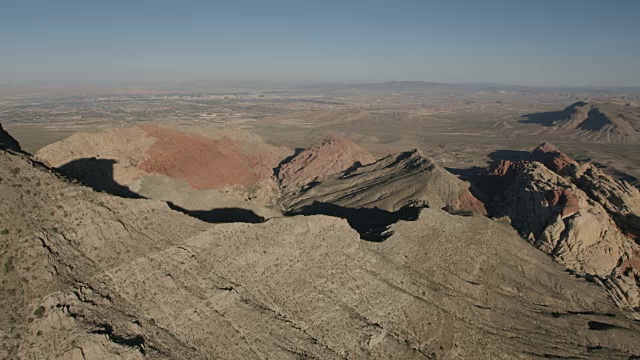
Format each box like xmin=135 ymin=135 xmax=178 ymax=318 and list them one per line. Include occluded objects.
xmin=284 ymin=149 xmax=486 ymax=215
xmin=35 ymin=124 xmax=292 ymax=209
xmin=36 ymin=129 xmax=487 ymax=232
xmin=36 ymin=124 xmax=291 ymax=191
xmin=4 ymin=137 xmax=640 ymax=358
xmin=522 ymin=101 xmax=640 ymax=144
xmin=277 ymin=134 xmax=375 ymax=193
xmin=478 ymin=143 xmax=640 ymax=310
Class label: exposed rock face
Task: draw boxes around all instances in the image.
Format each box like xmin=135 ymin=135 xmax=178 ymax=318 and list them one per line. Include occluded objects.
xmin=0 ymin=148 xmax=208 ymax=359
xmin=529 ymin=142 xmax=640 ymax=240
xmin=481 ymin=143 xmax=640 ymax=310
xmin=573 ymin=164 xmax=640 ymax=239
xmin=277 ymin=134 xmax=375 ymax=192
xmin=137 ymin=125 xmax=284 ymax=190
xmin=531 ymin=142 xmax=576 ymax=173
xmin=555 ymin=101 xmax=591 ymax=129
xmin=284 ymin=149 xmax=487 ymax=215
xmin=0 ymin=123 xmax=22 ymax=152
xmin=4 ymin=143 xmax=640 ymax=359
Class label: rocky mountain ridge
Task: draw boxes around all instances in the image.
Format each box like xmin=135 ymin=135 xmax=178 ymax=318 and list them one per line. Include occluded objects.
xmin=3 ymin=126 xmax=640 ymax=358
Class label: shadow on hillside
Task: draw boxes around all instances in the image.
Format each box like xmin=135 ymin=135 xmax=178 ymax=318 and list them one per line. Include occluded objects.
xmin=447 ymin=148 xmax=532 ymax=207
xmin=286 ymin=201 xmax=421 ymax=242
xmin=57 ymin=157 xmax=143 ymax=199
xmin=57 ymin=157 xmax=267 ymax=225
xmin=487 ymin=149 xmax=531 ymax=162
xmin=167 ymin=202 xmax=265 ymax=224
xmin=519 ymin=110 xmax=568 ymax=127
xmin=445 ymin=166 xmax=485 ymax=181
xmin=593 ymin=162 xmax=640 ymax=186
xmin=520 ymin=102 xmax=587 ymax=127
xmin=446 ymin=148 xmax=535 ymax=183
xmin=273 ymin=148 xmax=305 ymax=177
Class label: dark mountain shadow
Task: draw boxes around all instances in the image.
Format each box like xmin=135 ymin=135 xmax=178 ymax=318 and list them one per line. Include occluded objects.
xmin=448 ymin=148 xmax=533 ymax=206
xmin=167 ymin=202 xmax=265 ymax=224
xmin=339 ymin=161 xmax=365 ymax=178
xmin=447 ymin=149 xmax=531 ymax=203
xmin=57 ymin=157 xmax=143 ymax=199
xmin=445 ymin=166 xmax=485 ymax=181
xmin=273 ymin=147 xmax=305 ymax=177
xmin=520 ymin=110 xmax=567 ymax=126
xmin=487 ymin=150 xmax=531 ymax=162
xmin=286 ymin=201 xmax=421 ymax=242
xmin=520 ymin=102 xmax=587 ymax=127
xmin=593 ymin=162 xmax=640 ymax=186
xmin=0 ymin=123 xmax=25 ymax=154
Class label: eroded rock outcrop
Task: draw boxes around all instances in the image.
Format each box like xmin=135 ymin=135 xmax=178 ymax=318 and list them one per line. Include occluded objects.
xmin=277 ymin=134 xmax=375 ymax=193
xmin=284 ymin=149 xmax=486 ymax=215
xmin=530 ymin=142 xmax=576 ymax=173
xmin=481 ymin=143 xmax=640 ymax=310
xmin=573 ymin=164 xmax=640 ymax=240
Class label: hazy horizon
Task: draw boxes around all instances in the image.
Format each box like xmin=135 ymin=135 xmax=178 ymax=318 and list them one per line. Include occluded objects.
xmin=2 ymin=0 xmax=640 ymax=87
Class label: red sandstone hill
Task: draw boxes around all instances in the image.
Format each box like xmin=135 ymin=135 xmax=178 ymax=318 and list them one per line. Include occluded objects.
xmin=277 ymin=134 xmax=375 ymax=192
xmin=35 ymin=125 xmax=291 ymax=195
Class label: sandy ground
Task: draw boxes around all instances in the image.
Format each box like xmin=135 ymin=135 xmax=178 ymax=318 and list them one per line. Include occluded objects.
xmin=4 ymin=124 xmax=95 ymax=155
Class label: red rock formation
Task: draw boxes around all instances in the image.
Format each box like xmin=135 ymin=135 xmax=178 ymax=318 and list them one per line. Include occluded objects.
xmin=277 ymin=134 xmax=375 ymax=192
xmin=531 ymin=142 xmax=576 ymax=173
xmin=458 ymin=190 xmax=488 ymax=215
xmin=544 ymin=188 xmax=581 ymax=218
xmin=138 ymin=125 xmax=276 ymax=190
xmin=487 ymin=160 xmax=513 ymax=176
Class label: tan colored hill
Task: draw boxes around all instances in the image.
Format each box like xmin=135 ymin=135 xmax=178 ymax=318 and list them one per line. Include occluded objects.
xmin=284 ymin=149 xmax=486 ymax=215
xmin=36 ymin=124 xmax=290 ymax=191
xmin=34 ymin=124 xmax=293 ymax=213
xmin=277 ymin=134 xmax=375 ymax=193
xmin=478 ymin=143 xmax=640 ymax=310
xmin=4 ymin=136 xmax=640 ymax=358
xmin=521 ymin=101 xmax=640 ymax=144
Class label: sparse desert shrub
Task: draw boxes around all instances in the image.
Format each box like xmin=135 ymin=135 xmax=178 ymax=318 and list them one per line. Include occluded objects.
xmin=4 ymin=256 xmax=14 ymax=273
xmin=33 ymin=306 xmax=45 ymax=318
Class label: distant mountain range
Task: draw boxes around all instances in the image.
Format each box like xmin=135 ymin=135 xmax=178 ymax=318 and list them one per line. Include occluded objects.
xmin=2 ymin=80 xmax=640 ymax=96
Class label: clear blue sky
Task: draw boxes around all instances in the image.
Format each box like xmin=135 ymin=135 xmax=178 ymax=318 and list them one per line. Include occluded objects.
xmin=1 ymin=0 xmax=639 ymax=86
